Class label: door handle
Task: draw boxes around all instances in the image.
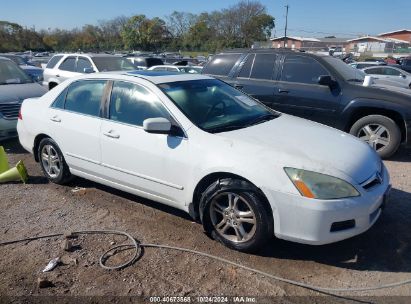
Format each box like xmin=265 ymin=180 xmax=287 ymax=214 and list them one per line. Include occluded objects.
xmin=56 ymin=74 xmax=60 ymax=78
xmin=234 ymin=84 xmax=243 ymax=89
xmin=103 ymin=130 xmax=120 ymax=139
xmin=278 ymin=89 xmax=289 ymax=94
xmin=50 ymin=116 xmax=61 ymax=122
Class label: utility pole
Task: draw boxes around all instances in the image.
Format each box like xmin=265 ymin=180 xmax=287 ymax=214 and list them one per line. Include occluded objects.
xmin=284 ymin=4 xmax=289 ymax=48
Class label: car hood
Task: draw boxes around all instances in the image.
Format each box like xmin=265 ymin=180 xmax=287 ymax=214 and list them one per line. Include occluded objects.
xmin=0 ymin=82 xmax=47 ymax=103
xmin=217 ymin=114 xmax=381 ymax=184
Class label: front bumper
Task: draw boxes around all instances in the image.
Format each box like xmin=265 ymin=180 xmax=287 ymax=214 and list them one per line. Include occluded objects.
xmin=264 ymin=165 xmax=391 ymax=245
xmin=0 ymin=118 xmax=18 ymax=140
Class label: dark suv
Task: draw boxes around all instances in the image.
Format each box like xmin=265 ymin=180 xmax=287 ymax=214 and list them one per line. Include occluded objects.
xmin=202 ymin=49 xmax=411 ymax=158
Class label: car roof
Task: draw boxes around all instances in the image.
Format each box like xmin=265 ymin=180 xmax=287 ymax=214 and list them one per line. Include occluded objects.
xmin=77 ymin=70 xmax=213 ymax=84
xmin=217 ymin=48 xmax=330 ymax=58
xmin=0 ymin=56 xmax=12 ymax=61
xmin=54 ymin=53 xmax=120 ymax=58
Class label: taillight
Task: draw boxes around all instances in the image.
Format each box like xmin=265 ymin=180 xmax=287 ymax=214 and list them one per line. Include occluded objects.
xmin=18 ymin=109 xmax=22 ymax=120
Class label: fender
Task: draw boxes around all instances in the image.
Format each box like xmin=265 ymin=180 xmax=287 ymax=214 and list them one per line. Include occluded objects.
xmin=338 ymin=97 xmax=409 ymax=131
xmin=198 ymin=178 xmax=262 ymax=223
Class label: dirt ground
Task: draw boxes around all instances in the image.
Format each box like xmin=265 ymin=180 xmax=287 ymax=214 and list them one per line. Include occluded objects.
xmin=0 ymin=138 xmax=411 ymax=303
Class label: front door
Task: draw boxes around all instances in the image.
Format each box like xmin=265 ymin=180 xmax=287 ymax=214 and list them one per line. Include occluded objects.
xmin=273 ymin=54 xmax=342 ymax=127
xmin=100 ymin=80 xmax=190 ymax=208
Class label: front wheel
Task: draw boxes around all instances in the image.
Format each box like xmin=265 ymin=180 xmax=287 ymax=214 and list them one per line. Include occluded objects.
xmin=349 ymin=115 xmax=401 ymax=159
xmin=202 ymin=179 xmax=273 ymax=252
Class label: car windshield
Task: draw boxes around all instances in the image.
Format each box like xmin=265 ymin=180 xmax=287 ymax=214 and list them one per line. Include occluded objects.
xmin=159 ymin=79 xmax=279 ymax=133
xmin=92 ymin=57 xmax=136 ymax=72
xmin=2 ymin=55 xmax=26 ymax=65
xmin=0 ymin=59 xmax=32 ymax=85
xmin=324 ymin=57 xmax=365 ymax=83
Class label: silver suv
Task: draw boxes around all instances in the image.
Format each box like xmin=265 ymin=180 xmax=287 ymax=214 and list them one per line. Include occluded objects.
xmin=43 ymin=54 xmax=137 ymax=90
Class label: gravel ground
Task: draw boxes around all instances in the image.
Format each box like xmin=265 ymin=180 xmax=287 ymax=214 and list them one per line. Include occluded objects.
xmin=0 ymin=139 xmax=410 ymax=303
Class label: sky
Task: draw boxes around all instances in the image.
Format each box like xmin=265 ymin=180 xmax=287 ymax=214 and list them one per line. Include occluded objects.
xmin=1 ymin=0 xmax=410 ymax=38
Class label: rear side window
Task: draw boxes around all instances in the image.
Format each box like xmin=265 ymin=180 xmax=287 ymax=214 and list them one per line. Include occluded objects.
xmin=238 ymin=54 xmax=255 ymax=78
xmin=46 ymin=55 xmax=63 ymax=69
xmin=281 ymin=55 xmax=329 ymax=84
xmin=202 ymin=54 xmax=242 ymax=76
xmin=364 ymin=67 xmax=384 ymax=75
xmin=59 ymin=57 xmax=77 ymax=72
xmin=64 ymin=80 xmax=106 ymax=116
xmin=250 ymin=53 xmax=277 ymax=80
xmin=51 ymin=89 xmax=67 ymax=109
xmin=109 ymin=81 xmax=169 ymax=127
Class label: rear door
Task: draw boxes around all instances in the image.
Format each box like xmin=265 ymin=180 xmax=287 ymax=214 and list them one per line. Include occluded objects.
xmin=47 ymin=80 xmax=108 ymax=175
xmin=232 ymin=53 xmax=281 ymax=105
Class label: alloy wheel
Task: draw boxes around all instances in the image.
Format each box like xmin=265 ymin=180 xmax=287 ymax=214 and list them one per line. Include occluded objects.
xmin=358 ymin=124 xmax=391 ymax=152
xmin=209 ymin=192 xmax=257 ymax=243
xmin=41 ymin=144 xmax=61 ymax=178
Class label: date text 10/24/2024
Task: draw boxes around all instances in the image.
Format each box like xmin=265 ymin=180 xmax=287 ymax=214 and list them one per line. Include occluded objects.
xmin=149 ymin=296 xmax=257 ymax=303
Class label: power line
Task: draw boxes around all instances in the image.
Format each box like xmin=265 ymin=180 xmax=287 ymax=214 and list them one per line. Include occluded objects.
xmin=286 ymin=28 xmax=364 ymax=37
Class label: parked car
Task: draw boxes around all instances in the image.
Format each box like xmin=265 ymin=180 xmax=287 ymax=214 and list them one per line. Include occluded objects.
xmin=362 ymin=66 xmax=411 ymax=89
xmin=202 ymin=49 xmax=411 ymax=158
xmin=43 ymin=54 xmax=137 ymax=90
xmin=125 ymin=56 xmax=164 ymax=70
xmin=148 ymin=65 xmax=203 ymax=74
xmin=400 ymin=57 xmax=411 ymax=73
xmin=0 ymin=54 xmax=44 ymax=83
xmin=0 ymin=57 xmax=47 ymax=140
xmin=349 ymin=62 xmax=386 ymax=69
xmin=17 ymin=71 xmax=390 ymax=252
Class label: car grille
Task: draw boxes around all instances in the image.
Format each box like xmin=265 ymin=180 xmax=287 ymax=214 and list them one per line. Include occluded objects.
xmin=0 ymin=103 xmax=21 ymax=120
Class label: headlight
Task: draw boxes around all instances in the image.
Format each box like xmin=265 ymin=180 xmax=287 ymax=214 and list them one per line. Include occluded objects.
xmin=284 ymin=168 xmax=360 ymax=200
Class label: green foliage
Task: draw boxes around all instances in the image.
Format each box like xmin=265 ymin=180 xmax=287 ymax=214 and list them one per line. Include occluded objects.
xmin=0 ymin=0 xmax=274 ymax=53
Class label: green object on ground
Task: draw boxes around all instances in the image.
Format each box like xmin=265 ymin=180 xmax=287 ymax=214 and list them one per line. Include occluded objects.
xmin=0 ymin=146 xmax=9 ymax=174
xmin=0 ymin=160 xmax=28 ymax=184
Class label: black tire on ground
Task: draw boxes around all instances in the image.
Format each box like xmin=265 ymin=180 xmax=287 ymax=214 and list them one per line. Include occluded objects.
xmin=201 ymin=178 xmax=273 ymax=252
xmin=37 ymin=138 xmax=73 ymax=184
xmin=349 ymin=115 xmax=401 ymax=159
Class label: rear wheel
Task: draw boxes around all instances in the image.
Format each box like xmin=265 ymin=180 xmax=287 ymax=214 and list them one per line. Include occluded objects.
xmin=202 ymin=179 xmax=273 ymax=252
xmin=38 ymin=138 xmax=72 ymax=184
xmin=350 ymin=115 xmax=401 ymax=159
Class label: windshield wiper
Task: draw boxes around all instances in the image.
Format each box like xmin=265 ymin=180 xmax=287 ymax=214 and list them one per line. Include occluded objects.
xmin=245 ymin=113 xmax=277 ymax=127
xmin=207 ymin=124 xmax=248 ymax=134
xmin=346 ymin=78 xmax=364 ymax=83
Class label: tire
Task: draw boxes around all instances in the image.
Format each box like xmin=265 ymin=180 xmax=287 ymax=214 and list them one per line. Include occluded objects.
xmin=38 ymin=138 xmax=73 ymax=184
xmin=349 ymin=115 xmax=401 ymax=159
xmin=201 ymin=178 xmax=273 ymax=252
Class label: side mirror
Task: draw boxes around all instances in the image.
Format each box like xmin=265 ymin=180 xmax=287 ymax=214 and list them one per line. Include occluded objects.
xmin=318 ymin=75 xmax=334 ymax=86
xmin=83 ymin=67 xmax=95 ymax=73
xmin=143 ymin=117 xmax=172 ymax=134
xmin=400 ymin=74 xmax=406 ymax=78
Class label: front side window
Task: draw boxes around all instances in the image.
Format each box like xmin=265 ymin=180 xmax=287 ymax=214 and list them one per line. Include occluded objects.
xmin=281 ymin=55 xmax=329 ymax=84
xmin=59 ymin=57 xmax=77 ymax=72
xmin=92 ymin=57 xmax=136 ymax=72
xmin=64 ymin=80 xmax=106 ymax=116
xmin=383 ymin=68 xmax=401 ymax=76
xmin=109 ymin=81 xmax=169 ymax=126
xmin=76 ymin=57 xmax=93 ymax=73
xmin=159 ymin=79 xmax=278 ymax=133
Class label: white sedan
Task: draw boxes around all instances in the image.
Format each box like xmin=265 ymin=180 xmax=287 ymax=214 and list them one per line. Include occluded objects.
xmin=17 ymin=71 xmax=391 ymax=252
